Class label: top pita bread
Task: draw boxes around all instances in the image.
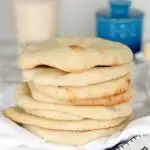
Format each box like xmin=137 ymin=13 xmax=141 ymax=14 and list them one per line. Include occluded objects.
xmin=19 ymin=38 xmax=133 ymax=72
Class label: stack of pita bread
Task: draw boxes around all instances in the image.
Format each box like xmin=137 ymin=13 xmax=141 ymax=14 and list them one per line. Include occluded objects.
xmin=4 ymin=38 xmax=134 ymax=145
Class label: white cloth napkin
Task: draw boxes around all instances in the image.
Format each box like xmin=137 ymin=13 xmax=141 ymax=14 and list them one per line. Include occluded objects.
xmin=1 ymin=63 xmax=150 ymax=150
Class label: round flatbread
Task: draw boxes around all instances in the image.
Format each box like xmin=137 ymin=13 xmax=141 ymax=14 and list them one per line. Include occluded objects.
xmin=25 ymin=109 xmax=84 ymax=121
xmin=29 ymin=83 xmax=133 ymax=106
xmin=23 ymin=116 xmax=131 ymax=145
xmin=23 ymin=63 xmax=132 ymax=86
xmin=29 ymin=74 xmax=131 ymax=101
xmin=15 ymin=84 xmax=132 ymax=120
xmin=19 ymin=38 xmax=133 ymax=72
xmin=4 ymin=107 xmax=130 ymax=131
xmin=25 ymin=102 xmax=131 ymax=120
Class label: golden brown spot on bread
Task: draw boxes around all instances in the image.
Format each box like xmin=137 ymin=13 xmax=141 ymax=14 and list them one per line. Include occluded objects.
xmin=68 ymin=45 xmax=83 ymax=50
xmin=127 ymin=79 xmax=131 ymax=86
xmin=67 ymin=88 xmax=132 ymax=106
xmin=58 ymin=86 xmax=62 ymax=88
xmin=67 ymin=86 xmax=130 ymax=102
xmin=67 ymin=94 xmax=130 ymax=106
xmin=89 ymin=87 xmax=127 ymax=100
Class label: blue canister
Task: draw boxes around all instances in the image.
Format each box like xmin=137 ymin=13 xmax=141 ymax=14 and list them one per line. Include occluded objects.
xmin=96 ymin=0 xmax=144 ymax=54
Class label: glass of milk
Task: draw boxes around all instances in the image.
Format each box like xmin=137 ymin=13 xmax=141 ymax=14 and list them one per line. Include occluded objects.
xmin=14 ymin=0 xmax=58 ymax=44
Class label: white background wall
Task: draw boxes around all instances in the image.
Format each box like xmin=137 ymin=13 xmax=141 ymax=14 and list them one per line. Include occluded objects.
xmin=0 ymin=0 xmax=150 ymax=42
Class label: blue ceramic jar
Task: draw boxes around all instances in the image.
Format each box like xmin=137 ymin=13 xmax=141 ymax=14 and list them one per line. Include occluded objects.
xmin=96 ymin=0 xmax=144 ymax=54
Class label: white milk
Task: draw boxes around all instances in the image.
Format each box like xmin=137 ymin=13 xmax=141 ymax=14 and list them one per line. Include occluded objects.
xmin=14 ymin=0 xmax=58 ymax=44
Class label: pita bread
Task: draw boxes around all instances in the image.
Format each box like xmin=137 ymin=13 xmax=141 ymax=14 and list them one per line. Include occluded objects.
xmin=4 ymin=107 xmax=130 ymax=131
xmin=23 ymin=116 xmax=131 ymax=145
xmin=23 ymin=63 xmax=132 ymax=86
xmin=25 ymin=109 xmax=84 ymax=121
xmin=19 ymin=38 xmax=133 ymax=72
xmin=15 ymin=84 xmax=132 ymax=120
xmin=29 ymin=75 xmax=131 ymax=101
xmin=29 ymin=82 xmax=133 ymax=106
xmin=24 ymin=102 xmax=131 ymax=120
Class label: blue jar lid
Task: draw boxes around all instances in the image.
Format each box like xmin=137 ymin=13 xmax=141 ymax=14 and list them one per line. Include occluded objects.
xmin=96 ymin=9 xmax=144 ymax=18
xmin=109 ymin=0 xmax=131 ymax=18
xmin=96 ymin=0 xmax=144 ymax=21
xmin=109 ymin=0 xmax=131 ymax=5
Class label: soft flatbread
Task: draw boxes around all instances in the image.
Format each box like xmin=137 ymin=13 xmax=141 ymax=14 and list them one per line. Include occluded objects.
xmin=29 ymin=82 xmax=133 ymax=106
xmin=19 ymin=38 xmax=133 ymax=72
xmin=15 ymin=84 xmax=132 ymax=120
xmin=23 ymin=116 xmax=131 ymax=145
xmin=23 ymin=63 xmax=132 ymax=86
xmin=29 ymin=74 xmax=131 ymax=101
xmin=4 ymin=107 xmax=130 ymax=131
xmin=25 ymin=109 xmax=84 ymax=121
